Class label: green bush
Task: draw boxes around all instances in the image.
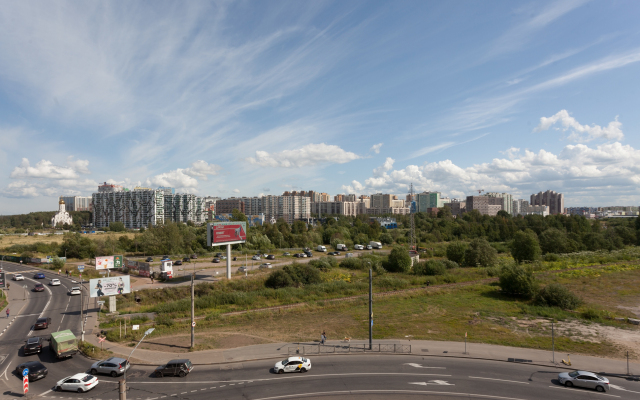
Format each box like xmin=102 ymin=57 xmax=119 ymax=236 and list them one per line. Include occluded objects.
xmin=580 ymin=308 xmax=602 ymax=321
xmin=155 ymin=314 xmax=174 ymax=327
xmin=510 ymin=230 xmax=541 ymax=263
xmin=414 ymin=260 xmax=446 ymax=276
xmin=385 ymin=246 xmax=412 ymax=273
xmin=498 ymin=263 xmax=538 ymax=298
xmin=283 ymin=264 xmax=322 ymax=286
xmin=543 ymin=253 xmax=560 ymax=262
xmin=308 ymin=256 xmax=338 ymax=271
xmin=534 ymin=283 xmax=582 ymax=310
xmin=490 ymin=242 xmax=510 ymax=254
xmin=379 ymin=233 xmax=394 ymax=245
xmin=441 ymin=260 xmax=459 ymax=269
xmin=265 ymin=270 xmax=294 ymax=289
xmin=339 ymin=258 xmax=362 ymax=270
xmin=464 ymin=238 xmax=498 ymax=267
xmin=446 ymin=242 xmax=466 ymax=264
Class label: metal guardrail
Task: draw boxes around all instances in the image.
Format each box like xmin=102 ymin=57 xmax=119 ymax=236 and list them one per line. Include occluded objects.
xmin=288 ymin=343 xmax=411 ymax=355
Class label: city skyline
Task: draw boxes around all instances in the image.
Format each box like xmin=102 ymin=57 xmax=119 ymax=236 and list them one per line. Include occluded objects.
xmin=1 ymin=1 xmax=640 ymax=214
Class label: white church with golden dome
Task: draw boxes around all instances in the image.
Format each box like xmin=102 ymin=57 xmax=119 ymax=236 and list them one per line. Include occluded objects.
xmin=51 ymin=198 xmax=73 ymax=227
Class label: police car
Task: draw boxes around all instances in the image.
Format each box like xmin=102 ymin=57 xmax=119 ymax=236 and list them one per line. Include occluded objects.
xmin=274 ymin=356 xmax=311 ymax=374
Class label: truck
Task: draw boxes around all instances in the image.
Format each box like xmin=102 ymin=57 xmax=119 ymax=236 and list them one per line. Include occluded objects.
xmin=316 ymin=245 xmax=327 ymax=252
xmin=50 ymin=329 xmax=78 ymax=359
xmin=336 ymin=244 xmax=348 ymax=251
xmin=369 ymin=241 xmax=382 ymax=249
xmin=354 ymin=244 xmax=364 ymax=250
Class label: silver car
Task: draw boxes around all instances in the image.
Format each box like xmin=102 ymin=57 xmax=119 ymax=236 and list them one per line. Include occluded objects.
xmin=90 ymin=357 xmax=130 ymax=377
xmin=558 ymin=370 xmax=609 ymax=392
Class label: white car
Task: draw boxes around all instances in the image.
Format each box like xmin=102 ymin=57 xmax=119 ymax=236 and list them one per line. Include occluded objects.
xmin=274 ymin=356 xmax=311 ymax=374
xmin=237 ymin=266 xmax=248 ymax=273
xmin=252 ymin=255 xmax=261 ymax=260
xmin=13 ymin=274 xmax=24 ymax=281
xmin=68 ymin=287 xmax=82 ymax=296
xmin=49 ymin=279 xmax=61 ymax=286
xmin=259 ymin=263 xmax=272 ymax=269
xmin=55 ymin=373 xmax=98 ymax=392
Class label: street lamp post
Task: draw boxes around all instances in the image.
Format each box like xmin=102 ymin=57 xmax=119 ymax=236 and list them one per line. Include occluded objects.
xmin=121 ymin=327 xmax=154 ymax=400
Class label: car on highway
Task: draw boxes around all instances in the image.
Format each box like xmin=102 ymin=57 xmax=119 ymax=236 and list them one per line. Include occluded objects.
xmin=293 ymin=253 xmax=307 ymax=258
xmin=366 ymin=245 xmax=373 ymax=250
xmin=34 ymin=317 xmax=52 ymax=330
xmin=259 ymin=263 xmax=272 ymax=269
xmin=266 ymin=254 xmax=275 ymax=260
xmin=274 ymin=356 xmax=311 ymax=374
xmin=33 ymin=272 xmax=46 ymax=279
xmin=212 ymin=258 xmax=220 ymax=263
xmin=23 ymin=337 xmax=45 ymax=355
xmin=33 ymin=283 xmax=45 ymax=292
xmin=252 ymin=255 xmax=261 ymax=260
xmin=182 ymin=257 xmax=190 ymax=262
xmin=155 ymin=359 xmax=193 ymax=378
xmin=55 ymin=373 xmax=98 ymax=393
xmin=558 ymin=371 xmax=609 ymax=392
xmin=13 ymin=274 xmax=24 ymax=281
xmin=190 ymin=254 xmax=198 ymax=259
xmin=304 ymin=251 xmax=313 ymax=258
xmin=220 ymin=255 xmax=227 ymax=260
xmin=68 ymin=287 xmax=82 ymax=296
xmin=215 ymin=252 xmax=223 ymax=257
xmin=283 ymin=252 xmax=291 ymax=256
xmin=146 ymin=257 xmax=153 ymax=262
xmin=16 ymin=361 xmax=48 ymax=381
xmin=174 ymin=260 xmax=182 ymax=266
xmin=49 ymin=278 xmax=61 ymax=286
xmin=238 ymin=266 xmax=248 ymax=273
xmin=90 ymin=357 xmax=131 ymax=377
xmin=328 ymin=252 xmax=341 ymax=256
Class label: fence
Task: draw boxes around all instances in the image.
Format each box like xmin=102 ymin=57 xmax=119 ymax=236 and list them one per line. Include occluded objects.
xmin=288 ymin=343 xmax=411 ymax=355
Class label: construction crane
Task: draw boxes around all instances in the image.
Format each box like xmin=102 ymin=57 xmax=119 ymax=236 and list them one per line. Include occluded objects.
xmin=477 ymin=189 xmax=485 ymax=195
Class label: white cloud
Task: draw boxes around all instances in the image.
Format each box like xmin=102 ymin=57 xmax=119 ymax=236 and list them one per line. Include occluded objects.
xmin=183 ymin=160 xmax=222 ymax=179
xmin=66 ymin=156 xmax=91 ymax=174
xmin=146 ymin=161 xmax=221 ymax=192
xmin=10 ymin=158 xmax=80 ymax=180
xmin=534 ymin=110 xmax=624 ymax=142
xmin=370 ymin=143 xmax=383 ymax=154
xmin=247 ymin=143 xmax=360 ymax=168
xmin=342 ymin=141 xmax=640 ymax=203
xmin=233 ymin=189 xmax=240 ymax=193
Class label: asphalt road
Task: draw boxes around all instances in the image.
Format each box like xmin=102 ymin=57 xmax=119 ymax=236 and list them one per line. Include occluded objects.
xmin=2 ymin=261 xmax=640 ymax=400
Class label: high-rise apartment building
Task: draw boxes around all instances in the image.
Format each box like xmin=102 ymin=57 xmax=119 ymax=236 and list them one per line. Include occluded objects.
xmin=98 ymin=182 xmax=124 ymax=193
xmin=93 ymin=189 xmax=164 ymax=229
xmin=466 ymin=195 xmax=503 ymax=216
xmin=241 ymin=197 xmax=262 ymax=215
xmin=311 ymin=201 xmax=359 ymax=217
xmin=262 ymin=195 xmax=311 ymax=224
xmin=215 ymin=198 xmax=245 ymax=215
xmin=345 ymin=194 xmax=356 ymax=202
xmin=164 ymin=193 xmax=207 ymax=224
xmin=530 ymin=190 xmax=564 ymax=215
xmin=334 ymin=194 xmax=345 ymax=202
xmin=486 ymin=192 xmax=513 ymax=215
xmin=512 ymin=199 xmax=530 ymax=217
xmin=449 ymin=200 xmax=466 ymax=217
xmin=415 ymin=192 xmax=441 ymax=212
xmin=59 ymin=196 xmax=92 ymax=212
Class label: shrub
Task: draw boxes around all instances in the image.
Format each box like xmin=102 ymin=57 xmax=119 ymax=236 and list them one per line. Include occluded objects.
xmin=490 ymin=242 xmax=510 ymax=254
xmin=441 ymin=260 xmax=459 ymax=269
xmin=446 ymin=242 xmax=466 ymax=264
xmin=534 ymin=283 xmax=582 ymax=310
xmin=498 ymin=263 xmax=538 ymax=298
xmin=340 ymin=258 xmax=362 ymax=270
xmin=265 ymin=270 xmax=294 ymax=289
xmin=385 ymin=246 xmax=412 ymax=273
xmin=510 ymin=230 xmax=541 ymax=263
xmin=379 ymin=233 xmax=394 ymax=245
xmin=283 ymin=264 xmax=322 ymax=286
xmin=464 ymin=238 xmax=498 ymax=267
xmin=543 ymin=253 xmax=560 ymax=262
xmin=155 ymin=314 xmax=174 ymax=327
xmin=309 ymin=256 xmax=338 ymax=271
xmin=580 ymin=308 xmax=602 ymax=321
xmin=414 ymin=260 xmax=446 ymax=276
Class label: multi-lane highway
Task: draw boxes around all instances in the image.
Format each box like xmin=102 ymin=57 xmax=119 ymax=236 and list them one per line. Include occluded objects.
xmin=1 ymin=260 xmax=639 ymax=400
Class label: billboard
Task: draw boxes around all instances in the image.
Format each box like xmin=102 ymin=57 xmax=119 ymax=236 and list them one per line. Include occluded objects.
xmin=0 ymin=272 xmax=5 ymax=289
xmin=207 ymin=222 xmax=247 ymax=246
xmin=95 ymin=255 xmax=123 ymax=270
xmin=89 ymin=276 xmax=131 ymax=298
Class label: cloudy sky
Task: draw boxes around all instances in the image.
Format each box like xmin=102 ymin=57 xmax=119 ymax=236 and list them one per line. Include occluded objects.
xmin=1 ymin=0 xmax=639 ymax=214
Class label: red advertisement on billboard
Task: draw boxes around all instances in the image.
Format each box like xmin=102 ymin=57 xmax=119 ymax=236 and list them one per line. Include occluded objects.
xmin=210 ymin=222 xmax=247 ymax=245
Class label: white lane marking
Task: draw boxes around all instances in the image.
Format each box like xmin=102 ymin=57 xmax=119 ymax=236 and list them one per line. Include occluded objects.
xmin=38 ymin=389 xmax=53 ymax=396
xmin=469 ymin=376 xmax=529 ymax=384
xmin=404 ymin=363 xmax=446 ymax=369
xmin=210 ymin=387 xmax=216 ymax=389
xmin=251 ymin=389 xmax=535 ymax=400
xmin=548 ymin=386 xmax=620 ymax=397
xmin=130 ymin=372 xmax=452 ymax=384
xmin=180 ymin=392 xmax=187 ymax=394
xmin=23 ymin=276 xmax=53 ymax=337
xmin=610 ymin=384 xmax=640 ymax=394
xmin=1 ymin=362 xmax=11 ymax=380
xmin=409 ymin=380 xmax=454 ymax=386
xmin=15 ymin=313 xmax=42 ymax=318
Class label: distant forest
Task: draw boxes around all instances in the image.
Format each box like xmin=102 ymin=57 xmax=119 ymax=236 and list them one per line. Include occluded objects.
xmin=0 ymin=211 xmax=92 ymax=231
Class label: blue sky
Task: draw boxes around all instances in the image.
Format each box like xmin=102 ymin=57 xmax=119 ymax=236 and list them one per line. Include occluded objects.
xmin=1 ymin=0 xmax=640 ymax=214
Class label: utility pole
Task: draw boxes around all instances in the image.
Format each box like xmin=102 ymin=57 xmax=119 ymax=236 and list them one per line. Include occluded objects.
xmin=80 ymin=281 xmax=84 ymax=341
xmin=552 ymin=321 xmax=555 ymax=364
xmin=369 ymin=268 xmax=373 ymax=350
xmin=409 ymin=183 xmax=416 ymax=251
xmin=191 ymin=273 xmax=195 ymax=349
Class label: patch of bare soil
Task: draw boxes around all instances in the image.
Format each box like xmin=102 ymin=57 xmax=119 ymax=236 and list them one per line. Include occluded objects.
xmin=138 ymin=332 xmax=272 ymax=353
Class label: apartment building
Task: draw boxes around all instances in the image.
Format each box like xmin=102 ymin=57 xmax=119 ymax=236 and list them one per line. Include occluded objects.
xmin=415 ymin=192 xmax=441 ymax=212
xmin=215 ymin=198 xmax=245 ymax=215
xmin=262 ymin=195 xmax=311 ymax=224
xmin=92 ymin=188 xmax=164 ymax=229
xmin=530 ymin=190 xmax=564 ymax=215
xmin=486 ymin=192 xmax=513 ymax=215
xmin=449 ymin=200 xmax=466 ymax=217
xmin=466 ymin=195 xmax=503 ymax=216
xmin=241 ymin=197 xmax=262 ymax=215
xmin=98 ymin=182 xmax=124 ymax=193
xmin=512 ymin=199 xmax=530 ymax=217
xmin=366 ymin=207 xmax=410 ymax=215
xmin=59 ymin=196 xmax=92 ymax=212
xmin=164 ymin=193 xmax=207 ymax=224
xmin=311 ymin=201 xmax=359 ymax=217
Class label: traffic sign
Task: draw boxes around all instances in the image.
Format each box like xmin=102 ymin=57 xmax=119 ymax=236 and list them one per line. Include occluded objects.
xmin=77 ymin=265 xmax=85 ymax=271
xmin=22 ymin=368 xmax=29 ymax=377
xmin=23 ymin=375 xmax=29 ymax=394
xmin=192 ymin=321 xmax=196 ymax=327
xmin=98 ymin=336 xmax=106 ymax=343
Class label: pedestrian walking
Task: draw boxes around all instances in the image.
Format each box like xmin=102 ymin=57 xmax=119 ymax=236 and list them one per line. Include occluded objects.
xmin=151 ymin=276 xmax=154 ymax=284
xmin=321 ymin=331 xmax=326 ymax=345
xmin=6 ymin=308 xmax=9 ymax=319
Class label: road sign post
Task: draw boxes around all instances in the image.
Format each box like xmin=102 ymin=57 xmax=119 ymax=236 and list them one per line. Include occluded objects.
xmin=23 ymin=368 xmax=29 ymax=394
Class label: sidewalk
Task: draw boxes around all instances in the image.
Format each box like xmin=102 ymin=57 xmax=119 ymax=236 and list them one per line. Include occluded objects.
xmin=0 ymin=282 xmax=30 ymax=339
xmin=85 ymin=331 xmax=639 ymax=377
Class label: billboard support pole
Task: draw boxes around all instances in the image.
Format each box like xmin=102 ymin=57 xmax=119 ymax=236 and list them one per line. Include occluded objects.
xmin=226 ymin=244 xmax=231 ymax=279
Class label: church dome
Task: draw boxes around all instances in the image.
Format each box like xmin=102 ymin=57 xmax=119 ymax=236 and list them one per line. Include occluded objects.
xmin=59 ymin=199 xmax=65 ymax=204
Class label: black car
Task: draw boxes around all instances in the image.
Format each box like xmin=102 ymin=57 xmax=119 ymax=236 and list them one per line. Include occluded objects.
xmin=155 ymin=359 xmax=193 ymax=378
xmin=34 ymin=317 xmax=51 ymax=330
xmin=304 ymin=251 xmax=313 ymax=258
xmin=145 ymin=257 xmax=153 ymax=262
xmin=212 ymin=258 xmax=220 ymax=263
xmin=23 ymin=337 xmax=44 ymax=355
xmin=16 ymin=361 xmax=48 ymax=381
xmin=174 ymin=260 xmax=182 ymax=266
xmin=266 ymin=255 xmax=275 ymax=260
xmin=328 ymin=252 xmax=341 ymax=256
xmin=182 ymin=257 xmax=190 ymax=262
xmin=190 ymin=254 xmax=198 ymax=259
xmin=215 ymin=252 xmax=223 ymax=257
